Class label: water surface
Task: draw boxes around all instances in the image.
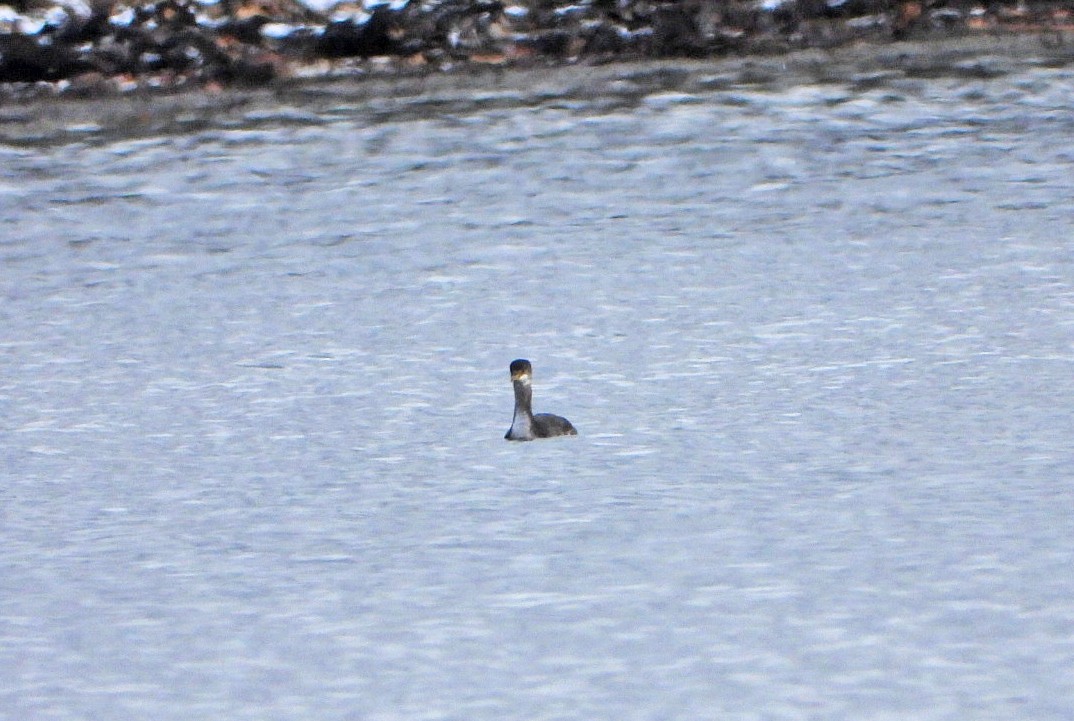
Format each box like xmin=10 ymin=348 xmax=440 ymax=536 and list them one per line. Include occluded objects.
xmin=2 ymin=58 xmax=1074 ymax=720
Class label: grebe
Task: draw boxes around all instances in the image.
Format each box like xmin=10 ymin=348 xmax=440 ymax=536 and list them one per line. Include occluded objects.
xmin=504 ymin=359 xmax=577 ymax=441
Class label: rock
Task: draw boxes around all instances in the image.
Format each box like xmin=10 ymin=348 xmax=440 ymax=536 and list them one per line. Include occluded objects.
xmin=317 ymin=5 xmax=400 ymax=58
xmin=0 ymin=32 xmax=89 ymax=82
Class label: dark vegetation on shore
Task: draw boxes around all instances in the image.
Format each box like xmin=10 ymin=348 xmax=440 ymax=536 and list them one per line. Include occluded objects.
xmin=1 ymin=0 xmax=1071 ymax=95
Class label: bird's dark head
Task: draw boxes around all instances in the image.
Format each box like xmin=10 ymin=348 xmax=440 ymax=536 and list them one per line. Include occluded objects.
xmin=509 ymin=359 xmax=532 ymax=382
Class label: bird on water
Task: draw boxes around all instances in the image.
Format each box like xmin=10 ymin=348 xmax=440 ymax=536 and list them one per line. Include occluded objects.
xmin=504 ymin=359 xmax=577 ymax=441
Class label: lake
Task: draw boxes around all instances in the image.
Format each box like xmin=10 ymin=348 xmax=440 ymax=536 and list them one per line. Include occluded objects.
xmin=3 ymin=44 xmax=1074 ymax=720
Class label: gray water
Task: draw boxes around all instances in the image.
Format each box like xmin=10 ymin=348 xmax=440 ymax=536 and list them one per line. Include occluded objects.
xmin=2 ymin=60 xmax=1074 ymax=720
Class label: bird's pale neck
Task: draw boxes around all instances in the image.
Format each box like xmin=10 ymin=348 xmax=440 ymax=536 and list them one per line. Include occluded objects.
xmin=509 ymin=377 xmax=535 ymax=436
xmin=512 ymin=377 xmax=534 ymax=418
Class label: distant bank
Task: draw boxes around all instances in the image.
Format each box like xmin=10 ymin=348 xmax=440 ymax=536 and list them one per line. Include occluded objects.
xmin=1 ymin=30 xmax=1073 ymax=146
xmin=2 ymin=0 xmax=1072 ymax=94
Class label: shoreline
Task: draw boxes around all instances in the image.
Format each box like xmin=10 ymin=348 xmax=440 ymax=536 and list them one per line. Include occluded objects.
xmin=2 ymin=30 xmax=1073 ymax=147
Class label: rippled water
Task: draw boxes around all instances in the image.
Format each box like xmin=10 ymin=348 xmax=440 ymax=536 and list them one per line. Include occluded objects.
xmin=3 ymin=59 xmax=1074 ymax=720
